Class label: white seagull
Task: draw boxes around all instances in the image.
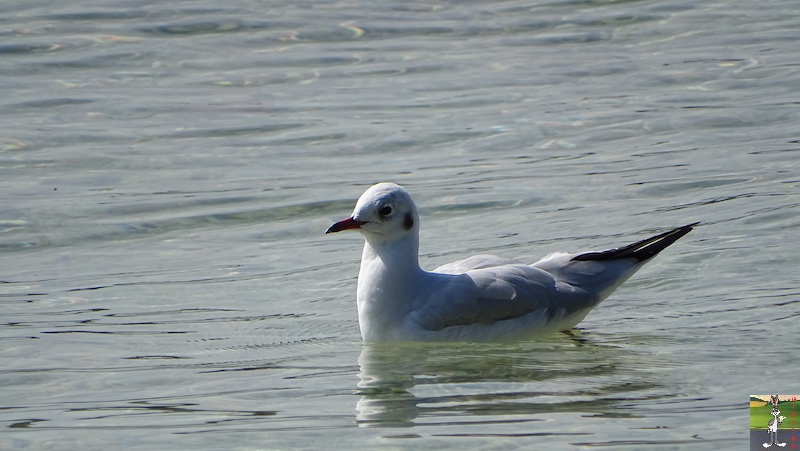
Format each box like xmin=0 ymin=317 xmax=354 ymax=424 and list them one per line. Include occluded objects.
xmin=327 ymin=182 xmax=696 ymax=342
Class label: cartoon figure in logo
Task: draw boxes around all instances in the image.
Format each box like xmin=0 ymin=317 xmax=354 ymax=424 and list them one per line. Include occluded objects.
xmin=764 ymin=395 xmax=787 ymax=448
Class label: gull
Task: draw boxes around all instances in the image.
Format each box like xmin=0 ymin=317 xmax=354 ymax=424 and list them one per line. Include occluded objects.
xmin=326 ymin=182 xmax=696 ymax=342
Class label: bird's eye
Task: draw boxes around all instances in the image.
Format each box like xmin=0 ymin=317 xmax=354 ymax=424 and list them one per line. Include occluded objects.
xmin=379 ymin=206 xmax=393 ymax=216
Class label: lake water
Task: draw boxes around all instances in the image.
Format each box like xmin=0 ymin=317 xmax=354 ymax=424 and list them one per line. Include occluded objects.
xmin=2 ymin=0 xmax=799 ymax=449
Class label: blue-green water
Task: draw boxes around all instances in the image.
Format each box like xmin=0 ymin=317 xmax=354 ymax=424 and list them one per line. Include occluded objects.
xmin=2 ymin=0 xmax=798 ymax=449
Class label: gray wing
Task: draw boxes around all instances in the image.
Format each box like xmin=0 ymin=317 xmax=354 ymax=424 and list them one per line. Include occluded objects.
xmin=434 ymin=254 xmax=521 ymax=274
xmin=532 ymin=252 xmax=643 ymax=301
xmin=410 ymin=264 xmax=598 ymax=331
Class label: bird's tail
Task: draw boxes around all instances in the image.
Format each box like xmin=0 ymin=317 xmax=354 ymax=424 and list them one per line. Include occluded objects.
xmin=572 ymin=222 xmax=698 ymax=263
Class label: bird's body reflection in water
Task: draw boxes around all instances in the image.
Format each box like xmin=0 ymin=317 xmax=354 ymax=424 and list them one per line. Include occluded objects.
xmin=354 ymin=335 xmax=666 ymax=434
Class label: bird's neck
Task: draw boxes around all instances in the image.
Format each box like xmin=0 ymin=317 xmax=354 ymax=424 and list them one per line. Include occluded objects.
xmin=360 ymin=232 xmax=422 ymax=281
xmin=356 ymin=232 xmax=424 ymax=341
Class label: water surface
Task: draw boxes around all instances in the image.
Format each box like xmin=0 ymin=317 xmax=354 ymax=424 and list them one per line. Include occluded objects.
xmin=2 ymin=0 xmax=799 ymax=448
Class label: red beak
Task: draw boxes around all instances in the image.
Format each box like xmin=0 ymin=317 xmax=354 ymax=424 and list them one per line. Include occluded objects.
xmin=326 ymin=217 xmax=366 ymax=234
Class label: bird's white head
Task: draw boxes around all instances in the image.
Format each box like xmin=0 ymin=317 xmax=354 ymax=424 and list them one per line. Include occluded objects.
xmin=326 ymin=182 xmax=419 ymax=245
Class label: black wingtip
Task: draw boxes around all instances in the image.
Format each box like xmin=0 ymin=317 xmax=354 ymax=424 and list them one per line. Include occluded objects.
xmin=572 ymin=222 xmax=698 ymax=263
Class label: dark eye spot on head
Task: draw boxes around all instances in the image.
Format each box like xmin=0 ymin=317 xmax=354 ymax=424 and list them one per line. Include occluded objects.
xmin=379 ymin=205 xmax=392 ymax=216
xmin=403 ymin=212 xmax=414 ymax=230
